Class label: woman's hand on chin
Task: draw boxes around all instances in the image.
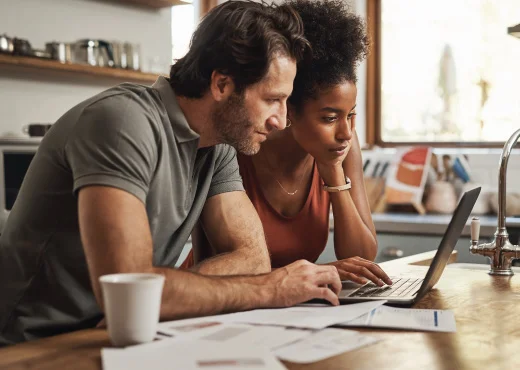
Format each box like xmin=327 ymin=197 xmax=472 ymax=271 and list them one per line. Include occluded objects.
xmin=315 ymin=141 xmax=351 ymax=186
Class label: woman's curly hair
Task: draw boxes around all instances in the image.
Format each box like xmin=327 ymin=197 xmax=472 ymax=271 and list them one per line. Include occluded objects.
xmin=287 ymin=0 xmax=369 ymax=110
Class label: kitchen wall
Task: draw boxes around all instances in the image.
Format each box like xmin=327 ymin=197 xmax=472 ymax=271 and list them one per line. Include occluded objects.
xmin=0 ymin=0 xmax=172 ymax=136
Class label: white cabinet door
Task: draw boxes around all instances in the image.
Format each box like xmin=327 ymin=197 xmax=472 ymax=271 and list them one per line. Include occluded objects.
xmin=376 ymin=233 xmax=492 ymax=264
xmin=315 ymin=231 xmax=492 ymax=265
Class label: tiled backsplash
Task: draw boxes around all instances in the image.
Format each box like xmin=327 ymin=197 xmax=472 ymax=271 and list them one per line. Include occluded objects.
xmin=362 ymin=148 xmax=520 ymax=193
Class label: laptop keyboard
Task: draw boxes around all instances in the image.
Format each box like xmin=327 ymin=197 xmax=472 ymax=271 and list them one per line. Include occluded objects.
xmin=349 ymin=277 xmax=423 ymax=298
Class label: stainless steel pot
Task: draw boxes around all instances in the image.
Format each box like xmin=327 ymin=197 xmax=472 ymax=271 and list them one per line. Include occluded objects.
xmin=12 ymin=38 xmax=32 ymax=56
xmin=45 ymin=42 xmax=72 ymax=63
xmin=71 ymin=39 xmax=114 ymax=67
xmin=123 ymin=42 xmax=140 ymax=71
xmin=0 ymin=34 xmax=14 ymax=54
xmin=110 ymin=41 xmax=127 ymax=69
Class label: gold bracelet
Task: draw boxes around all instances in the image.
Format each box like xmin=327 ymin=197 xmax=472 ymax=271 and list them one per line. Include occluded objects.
xmin=323 ymin=176 xmax=352 ymax=192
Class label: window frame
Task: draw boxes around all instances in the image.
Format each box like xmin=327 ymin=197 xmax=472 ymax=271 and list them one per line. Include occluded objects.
xmin=199 ymin=0 xmax=217 ymax=17
xmin=365 ymin=0 xmax=510 ymax=148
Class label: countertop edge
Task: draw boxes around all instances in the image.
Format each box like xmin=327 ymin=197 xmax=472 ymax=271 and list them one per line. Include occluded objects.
xmin=329 ymin=213 xmax=520 ymax=237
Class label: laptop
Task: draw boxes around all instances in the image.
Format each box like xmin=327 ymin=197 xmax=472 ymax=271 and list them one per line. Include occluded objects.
xmin=338 ymin=187 xmax=481 ymax=306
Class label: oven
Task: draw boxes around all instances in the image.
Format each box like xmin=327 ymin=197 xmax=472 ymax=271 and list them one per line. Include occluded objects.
xmin=0 ymin=138 xmax=40 ymax=233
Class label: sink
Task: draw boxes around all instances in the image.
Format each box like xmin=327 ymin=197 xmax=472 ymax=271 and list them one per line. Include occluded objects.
xmin=447 ymin=263 xmax=520 ymax=272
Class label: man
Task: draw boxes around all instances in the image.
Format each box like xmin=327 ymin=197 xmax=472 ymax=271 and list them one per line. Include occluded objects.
xmin=0 ymin=0 xmax=341 ymax=346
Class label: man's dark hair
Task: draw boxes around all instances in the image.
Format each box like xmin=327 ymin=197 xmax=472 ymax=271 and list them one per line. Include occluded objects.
xmin=169 ymin=0 xmax=310 ymax=98
xmin=287 ymin=0 xmax=369 ymax=111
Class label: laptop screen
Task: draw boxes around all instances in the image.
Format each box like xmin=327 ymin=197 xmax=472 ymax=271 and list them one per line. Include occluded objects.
xmin=415 ymin=187 xmax=481 ymax=301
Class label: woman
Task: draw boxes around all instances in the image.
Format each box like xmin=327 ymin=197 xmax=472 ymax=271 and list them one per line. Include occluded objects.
xmin=183 ymin=0 xmax=391 ymax=287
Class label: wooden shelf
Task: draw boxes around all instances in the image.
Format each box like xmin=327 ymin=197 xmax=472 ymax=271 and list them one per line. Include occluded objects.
xmin=0 ymin=54 xmax=161 ymax=83
xmin=104 ymin=0 xmax=192 ymax=8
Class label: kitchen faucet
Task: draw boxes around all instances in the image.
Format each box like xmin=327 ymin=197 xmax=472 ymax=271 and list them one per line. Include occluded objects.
xmin=470 ymin=128 xmax=520 ymax=276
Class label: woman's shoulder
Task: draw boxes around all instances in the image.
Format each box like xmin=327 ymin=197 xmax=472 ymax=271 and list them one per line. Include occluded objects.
xmin=237 ymin=152 xmax=254 ymax=168
xmin=236 ymin=153 xmax=255 ymax=181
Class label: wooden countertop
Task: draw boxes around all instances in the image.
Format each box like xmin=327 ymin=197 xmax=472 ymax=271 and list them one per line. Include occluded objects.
xmin=1 ymin=251 xmax=520 ymax=370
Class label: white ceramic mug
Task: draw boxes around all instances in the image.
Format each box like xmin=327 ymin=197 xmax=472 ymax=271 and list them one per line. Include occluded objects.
xmin=99 ymin=273 xmax=165 ymax=347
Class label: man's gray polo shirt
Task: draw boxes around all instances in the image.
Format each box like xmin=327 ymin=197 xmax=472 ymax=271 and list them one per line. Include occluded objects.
xmin=0 ymin=77 xmax=244 ymax=346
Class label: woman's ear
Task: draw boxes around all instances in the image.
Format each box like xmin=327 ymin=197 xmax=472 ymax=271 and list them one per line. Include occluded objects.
xmin=209 ymin=71 xmax=235 ymax=102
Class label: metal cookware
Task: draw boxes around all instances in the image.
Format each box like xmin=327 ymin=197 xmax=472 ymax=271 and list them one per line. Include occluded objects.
xmin=31 ymin=49 xmax=52 ymax=59
xmin=110 ymin=41 xmax=127 ymax=69
xmin=22 ymin=123 xmax=53 ymax=137
xmin=123 ymin=42 xmax=140 ymax=71
xmin=45 ymin=42 xmax=72 ymax=63
xmin=12 ymin=38 xmax=32 ymax=56
xmin=71 ymin=39 xmax=114 ymax=67
xmin=0 ymin=34 xmax=14 ymax=54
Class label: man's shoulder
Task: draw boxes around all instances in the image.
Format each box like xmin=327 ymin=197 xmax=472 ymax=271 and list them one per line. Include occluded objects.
xmin=71 ymin=83 xmax=163 ymax=137
xmin=85 ymin=83 xmax=159 ymax=114
xmin=193 ymin=145 xmax=238 ymax=171
xmin=213 ymin=143 xmax=237 ymax=155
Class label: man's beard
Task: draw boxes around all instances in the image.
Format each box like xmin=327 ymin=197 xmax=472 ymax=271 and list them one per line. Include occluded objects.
xmin=212 ymin=92 xmax=259 ymax=155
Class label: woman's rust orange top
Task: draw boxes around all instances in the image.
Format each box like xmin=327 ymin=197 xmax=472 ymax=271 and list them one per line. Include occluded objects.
xmin=180 ymin=154 xmax=331 ymax=269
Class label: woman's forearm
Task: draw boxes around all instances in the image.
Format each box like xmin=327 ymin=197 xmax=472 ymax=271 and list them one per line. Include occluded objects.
xmin=318 ymin=162 xmax=378 ymax=261
xmin=330 ymin=189 xmax=377 ymax=261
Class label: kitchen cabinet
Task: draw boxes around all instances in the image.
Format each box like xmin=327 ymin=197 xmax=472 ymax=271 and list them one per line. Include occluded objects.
xmin=315 ymin=231 xmax=493 ymax=265
xmin=321 ymin=212 xmax=520 ymax=266
xmin=374 ymin=233 xmax=491 ymax=264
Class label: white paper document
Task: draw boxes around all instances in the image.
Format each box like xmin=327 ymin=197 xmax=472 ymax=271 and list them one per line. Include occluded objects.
xmin=161 ymin=321 xmax=311 ymax=350
xmin=102 ymin=340 xmax=287 ymax=370
xmin=338 ymin=306 xmax=457 ymax=332
xmin=227 ymin=300 xmax=387 ymax=329
xmin=159 ymin=300 xmax=387 ymax=331
xmin=274 ymin=328 xmax=380 ymax=364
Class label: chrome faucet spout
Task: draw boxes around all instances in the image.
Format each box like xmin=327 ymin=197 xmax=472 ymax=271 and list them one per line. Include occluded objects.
xmin=470 ymin=128 xmax=520 ymax=276
xmin=498 ymin=128 xmax=520 ymax=232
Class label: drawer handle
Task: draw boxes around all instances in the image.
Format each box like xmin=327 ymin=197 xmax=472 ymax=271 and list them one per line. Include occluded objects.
xmin=382 ymin=247 xmax=404 ymax=258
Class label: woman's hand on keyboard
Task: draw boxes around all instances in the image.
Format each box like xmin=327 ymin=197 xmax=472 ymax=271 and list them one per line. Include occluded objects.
xmin=324 ymin=257 xmax=393 ymax=286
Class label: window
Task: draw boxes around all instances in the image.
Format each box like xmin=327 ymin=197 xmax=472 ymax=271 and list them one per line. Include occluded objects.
xmin=171 ymin=4 xmax=196 ymax=61
xmin=368 ymin=0 xmax=520 ymax=146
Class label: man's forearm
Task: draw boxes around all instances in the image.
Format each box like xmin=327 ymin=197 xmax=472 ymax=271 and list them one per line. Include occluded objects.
xmin=152 ymin=266 xmax=271 ymax=321
xmin=193 ymin=247 xmax=271 ymax=275
xmin=193 ymin=191 xmax=271 ymax=276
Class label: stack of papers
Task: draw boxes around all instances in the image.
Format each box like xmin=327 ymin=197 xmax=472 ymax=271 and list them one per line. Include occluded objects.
xmin=102 ymin=301 xmax=457 ymax=369
xmin=274 ymin=328 xmax=380 ymax=364
xmin=158 ymin=300 xmax=386 ymax=330
xmin=338 ymin=306 xmax=457 ymax=332
xmin=103 ymin=341 xmax=287 ymax=370
xmin=162 ymin=322 xmax=311 ymax=350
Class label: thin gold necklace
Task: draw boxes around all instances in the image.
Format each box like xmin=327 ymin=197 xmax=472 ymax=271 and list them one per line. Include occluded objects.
xmin=262 ymin=152 xmax=311 ymax=196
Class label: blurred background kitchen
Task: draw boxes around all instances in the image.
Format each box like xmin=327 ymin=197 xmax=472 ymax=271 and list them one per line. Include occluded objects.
xmin=1 ymin=0 xmax=519 ymax=267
